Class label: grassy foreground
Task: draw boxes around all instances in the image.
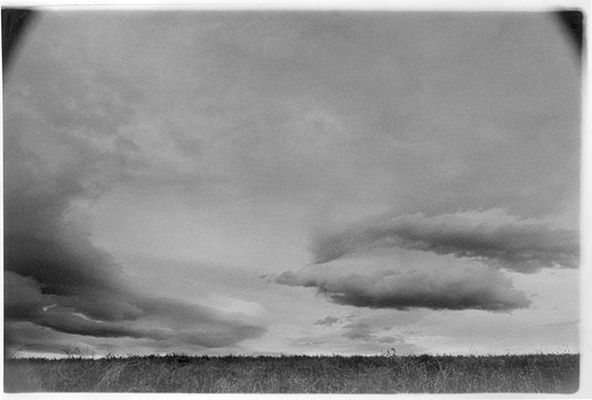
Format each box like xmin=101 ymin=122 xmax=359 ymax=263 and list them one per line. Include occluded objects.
xmin=4 ymin=353 xmax=579 ymax=393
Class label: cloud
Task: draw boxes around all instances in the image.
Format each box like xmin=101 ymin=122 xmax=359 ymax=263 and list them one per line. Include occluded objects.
xmin=5 ymin=250 xmax=265 ymax=352
xmin=291 ymin=324 xmax=422 ymax=356
xmin=5 ymin=285 xmax=265 ymax=357
xmin=276 ymin=252 xmax=530 ymax=311
xmin=4 ymin=206 xmax=264 ymax=352
xmin=342 ymin=321 xmax=376 ymax=341
xmin=5 ymin=12 xmax=580 ymax=357
xmin=312 ymin=209 xmax=578 ymax=273
xmin=341 ymin=320 xmax=408 ymax=346
xmin=4 ymin=63 xmax=265 ymax=356
xmin=276 ymin=209 xmax=574 ymax=312
xmin=313 ymin=316 xmax=339 ymax=327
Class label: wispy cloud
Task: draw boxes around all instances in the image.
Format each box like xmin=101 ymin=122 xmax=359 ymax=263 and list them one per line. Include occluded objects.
xmin=342 ymin=321 xmax=377 ymax=341
xmin=312 ymin=209 xmax=578 ymax=273
xmin=313 ymin=316 xmax=339 ymax=327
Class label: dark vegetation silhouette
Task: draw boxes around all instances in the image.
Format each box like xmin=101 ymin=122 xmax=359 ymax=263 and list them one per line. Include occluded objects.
xmin=4 ymin=352 xmax=579 ymax=393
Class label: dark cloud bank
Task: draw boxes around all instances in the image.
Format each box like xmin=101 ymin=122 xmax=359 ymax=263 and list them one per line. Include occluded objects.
xmin=4 ymin=157 xmax=264 ymax=354
xmin=3 ymin=59 xmax=264 ymax=358
xmin=276 ymin=210 xmax=578 ymax=312
xmin=3 ymin=161 xmax=265 ymax=354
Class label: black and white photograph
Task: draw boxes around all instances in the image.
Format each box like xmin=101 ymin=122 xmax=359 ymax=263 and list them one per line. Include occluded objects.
xmin=2 ymin=1 xmax=587 ymax=394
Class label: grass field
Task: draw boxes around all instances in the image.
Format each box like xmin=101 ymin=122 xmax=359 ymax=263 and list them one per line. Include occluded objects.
xmin=4 ymin=353 xmax=579 ymax=393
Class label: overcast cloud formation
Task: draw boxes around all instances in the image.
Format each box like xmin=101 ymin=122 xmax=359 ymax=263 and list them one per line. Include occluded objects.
xmin=3 ymin=11 xmax=580 ymax=356
xmin=3 ymin=14 xmax=266 ymax=354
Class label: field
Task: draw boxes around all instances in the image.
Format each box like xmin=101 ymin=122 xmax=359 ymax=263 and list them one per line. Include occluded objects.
xmin=4 ymin=353 xmax=579 ymax=393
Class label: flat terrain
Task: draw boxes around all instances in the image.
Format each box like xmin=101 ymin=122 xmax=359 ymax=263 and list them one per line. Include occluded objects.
xmin=4 ymin=353 xmax=579 ymax=393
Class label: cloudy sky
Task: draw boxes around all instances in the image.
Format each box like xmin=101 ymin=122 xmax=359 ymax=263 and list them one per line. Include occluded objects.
xmin=3 ymin=10 xmax=581 ymax=358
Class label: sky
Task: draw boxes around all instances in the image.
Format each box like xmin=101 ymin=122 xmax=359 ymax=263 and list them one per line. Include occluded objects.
xmin=3 ymin=10 xmax=582 ymax=358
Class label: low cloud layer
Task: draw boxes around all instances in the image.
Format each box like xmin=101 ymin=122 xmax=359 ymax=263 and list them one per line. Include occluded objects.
xmin=276 ymin=253 xmax=530 ymax=311
xmin=5 ymin=269 xmax=264 ymax=350
xmin=312 ymin=209 xmax=578 ymax=273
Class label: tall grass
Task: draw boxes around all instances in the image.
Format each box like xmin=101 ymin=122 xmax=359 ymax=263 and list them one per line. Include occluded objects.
xmin=4 ymin=353 xmax=579 ymax=393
